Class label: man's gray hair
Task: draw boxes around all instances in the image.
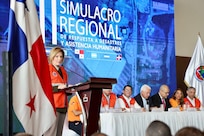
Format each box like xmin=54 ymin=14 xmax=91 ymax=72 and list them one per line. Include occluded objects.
xmin=140 ymin=84 xmax=151 ymax=92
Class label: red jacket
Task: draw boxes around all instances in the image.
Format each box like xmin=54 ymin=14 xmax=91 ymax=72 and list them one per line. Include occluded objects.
xmin=49 ymin=64 xmax=68 ymax=108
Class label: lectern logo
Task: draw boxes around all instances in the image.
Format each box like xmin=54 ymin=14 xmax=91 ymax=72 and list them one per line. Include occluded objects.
xmin=195 ymin=65 xmax=204 ymax=81
xmin=83 ymin=94 xmax=88 ymax=102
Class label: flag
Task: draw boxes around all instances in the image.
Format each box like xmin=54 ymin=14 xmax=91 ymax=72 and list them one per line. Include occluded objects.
xmin=7 ymin=0 xmax=56 ymax=135
xmin=184 ymin=35 xmax=204 ymax=105
xmin=75 ymin=49 xmax=84 ymax=59
xmin=116 ymin=54 xmax=122 ymax=60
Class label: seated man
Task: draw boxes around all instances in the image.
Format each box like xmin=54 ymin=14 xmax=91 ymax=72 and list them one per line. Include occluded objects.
xmin=118 ymin=85 xmax=141 ymax=111
xmin=134 ymin=84 xmax=152 ymax=111
xmin=151 ymin=84 xmax=171 ymax=111
xmin=184 ymin=87 xmax=201 ymax=110
xmin=101 ymin=88 xmax=118 ymax=110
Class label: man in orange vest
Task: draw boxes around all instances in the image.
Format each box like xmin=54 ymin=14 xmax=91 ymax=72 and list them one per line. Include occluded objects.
xmin=101 ymin=89 xmax=118 ymax=112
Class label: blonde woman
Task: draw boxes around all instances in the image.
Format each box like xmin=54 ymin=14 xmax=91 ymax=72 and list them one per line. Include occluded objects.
xmin=44 ymin=47 xmax=68 ymax=136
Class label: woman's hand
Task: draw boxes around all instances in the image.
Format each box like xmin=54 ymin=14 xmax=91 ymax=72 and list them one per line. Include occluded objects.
xmin=57 ymin=84 xmax=67 ymax=89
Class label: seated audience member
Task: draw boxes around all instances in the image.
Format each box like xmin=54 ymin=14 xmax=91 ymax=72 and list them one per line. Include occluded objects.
xmin=101 ymin=88 xmax=118 ymax=109
xmin=146 ymin=120 xmax=172 ymax=136
xmin=184 ymin=87 xmax=201 ymax=110
xmin=169 ymin=89 xmax=184 ymax=111
xmin=118 ymin=85 xmax=141 ymax=111
xmin=151 ymin=84 xmax=172 ymax=111
xmin=134 ymin=84 xmax=152 ymax=111
xmin=175 ymin=126 xmax=204 ymax=136
xmin=67 ymin=93 xmax=83 ymax=136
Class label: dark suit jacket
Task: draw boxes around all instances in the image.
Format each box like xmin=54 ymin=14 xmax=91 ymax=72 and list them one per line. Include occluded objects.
xmin=134 ymin=94 xmax=153 ymax=109
xmin=151 ymin=93 xmax=171 ymax=111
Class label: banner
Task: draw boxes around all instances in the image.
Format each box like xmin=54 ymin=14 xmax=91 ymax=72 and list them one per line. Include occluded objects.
xmin=39 ymin=0 xmax=176 ymax=96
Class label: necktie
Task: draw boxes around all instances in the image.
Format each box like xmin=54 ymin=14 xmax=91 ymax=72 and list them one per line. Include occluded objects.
xmin=162 ymin=99 xmax=166 ymax=110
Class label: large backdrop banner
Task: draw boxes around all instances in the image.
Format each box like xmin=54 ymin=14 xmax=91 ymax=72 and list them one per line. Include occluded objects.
xmin=0 ymin=0 xmax=176 ymax=96
xmin=0 ymin=0 xmax=176 ymax=132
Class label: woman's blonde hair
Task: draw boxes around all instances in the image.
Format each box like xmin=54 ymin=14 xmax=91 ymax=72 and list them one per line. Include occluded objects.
xmin=48 ymin=46 xmax=65 ymax=63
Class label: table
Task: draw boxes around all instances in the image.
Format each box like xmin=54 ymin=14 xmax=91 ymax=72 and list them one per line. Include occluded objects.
xmin=100 ymin=111 xmax=204 ymax=136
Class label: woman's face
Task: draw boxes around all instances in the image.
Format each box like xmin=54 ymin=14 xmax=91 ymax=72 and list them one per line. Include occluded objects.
xmin=175 ymin=90 xmax=183 ymax=100
xmin=52 ymin=52 xmax=64 ymax=67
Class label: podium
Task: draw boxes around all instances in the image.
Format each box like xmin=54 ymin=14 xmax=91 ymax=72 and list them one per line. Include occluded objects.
xmin=65 ymin=77 xmax=117 ymax=136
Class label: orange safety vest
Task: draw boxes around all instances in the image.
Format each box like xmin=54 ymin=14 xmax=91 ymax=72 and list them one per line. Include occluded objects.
xmin=101 ymin=93 xmax=117 ymax=108
xmin=184 ymin=97 xmax=201 ymax=108
xmin=119 ymin=95 xmax=135 ymax=108
xmin=49 ymin=64 xmax=68 ymax=108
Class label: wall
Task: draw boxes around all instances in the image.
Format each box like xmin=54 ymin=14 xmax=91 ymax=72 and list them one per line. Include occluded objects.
xmin=174 ymin=0 xmax=204 ymax=92
xmin=174 ymin=0 xmax=204 ymax=57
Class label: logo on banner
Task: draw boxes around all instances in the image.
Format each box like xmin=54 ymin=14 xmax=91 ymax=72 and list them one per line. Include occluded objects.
xmin=91 ymin=53 xmax=97 ymax=58
xmin=116 ymin=54 xmax=122 ymax=60
xmin=75 ymin=49 xmax=84 ymax=59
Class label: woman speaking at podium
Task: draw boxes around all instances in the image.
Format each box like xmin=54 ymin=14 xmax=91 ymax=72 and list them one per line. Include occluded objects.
xmin=44 ymin=46 xmax=68 ymax=136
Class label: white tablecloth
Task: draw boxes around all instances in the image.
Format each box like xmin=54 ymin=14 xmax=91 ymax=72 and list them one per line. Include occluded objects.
xmin=100 ymin=111 xmax=204 ymax=136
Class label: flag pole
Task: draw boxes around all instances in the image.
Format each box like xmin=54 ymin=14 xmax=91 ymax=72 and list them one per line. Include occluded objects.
xmin=2 ymin=51 xmax=13 ymax=136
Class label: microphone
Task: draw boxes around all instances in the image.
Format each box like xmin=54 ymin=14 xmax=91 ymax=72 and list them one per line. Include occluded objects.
xmin=65 ymin=67 xmax=89 ymax=85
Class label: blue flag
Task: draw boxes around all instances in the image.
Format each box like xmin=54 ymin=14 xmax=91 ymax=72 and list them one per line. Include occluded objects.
xmin=7 ymin=0 xmax=56 ymax=135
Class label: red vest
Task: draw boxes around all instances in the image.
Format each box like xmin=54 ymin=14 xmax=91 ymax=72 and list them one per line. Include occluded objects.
xmin=184 ymin=97 xmax=201 ymax=108
xmin=119 ymin=95 xmax=135 ymax=108
xmin=49 ymin=64 xmax=68 ymax=108
xmin=101 ymin=93 xmax=117 ymax=108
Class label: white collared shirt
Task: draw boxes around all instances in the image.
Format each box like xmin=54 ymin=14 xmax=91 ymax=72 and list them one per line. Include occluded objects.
xmin=187 ymin=96 xmax=195 ymax=106
xmin=141 ymin=95 xmax=147 ymax=107
xmin=104 ymin=93 xmax=110 ymax=105
xmin=159 ymin=93 xmax=166 ymax=105
xmin=118 ymin=94 xmax=141 ymax=110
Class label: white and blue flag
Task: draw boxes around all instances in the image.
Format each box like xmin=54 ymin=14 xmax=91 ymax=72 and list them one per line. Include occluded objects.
xmin=7 ymin=0 xmax=56 ymax=135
